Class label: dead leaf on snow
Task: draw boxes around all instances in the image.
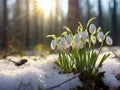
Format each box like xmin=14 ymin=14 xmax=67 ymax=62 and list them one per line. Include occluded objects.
xmin=115 ymin=73 xmax=120 ymax=80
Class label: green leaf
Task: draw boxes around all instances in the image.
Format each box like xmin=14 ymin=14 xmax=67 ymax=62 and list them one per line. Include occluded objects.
xmin=37 ymin=85 xmax=42 ymax=90
xmin=88 ymin=51 xmax=98 ymax=72
xmin=98 ymin=53 xmax=110 ymax=67
xmin=91 ymin=51 xmax=98 ymax=67
xmin=86 ymin=17 xmax=96 ymax=30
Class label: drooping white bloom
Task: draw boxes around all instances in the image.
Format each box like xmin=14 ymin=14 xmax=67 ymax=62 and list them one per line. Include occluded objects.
xmin=81 ymin=31 xmax=88 ymax=41
xmin=60 ymin=37 xmax=66 ymax=46
xmin=74 ymin=34 xmax=80 ymax=44
xmin=97 ymin=32 xmax=104 ymax=42
xmin=91 ymin=35 xmax=96 ymax=45
xmin=89 ymin=24 xmax=96 ymax=34
xmin=66 ymin=34 xmax=72 ymax=45
xmin=50 ymin=40 xmax=56 ymax=50
xmin=106 ymin=36 xmax=113 ymax=45
xmin=58 ymin=41 xmax=63 ymax=50
xmin=73 ymin=40 xmax=83 ymax=49
xmin=58 ymin=37 xmax=67 ymax=50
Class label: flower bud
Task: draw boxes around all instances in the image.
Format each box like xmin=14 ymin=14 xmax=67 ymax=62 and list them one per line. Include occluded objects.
xmin=97 ymin=32 xmax=104 ymax=42
xmin=89 ymin=24 xmax=96 ymax=34
xmin=50 ymin=40 xmax=56 ymax=50
xmin=106 ymin=36 xmax=113 ymax=45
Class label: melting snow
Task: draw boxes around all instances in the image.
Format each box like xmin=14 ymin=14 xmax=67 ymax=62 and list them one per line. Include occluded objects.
xmin=0 ymin=47 xmax=120 ymax=90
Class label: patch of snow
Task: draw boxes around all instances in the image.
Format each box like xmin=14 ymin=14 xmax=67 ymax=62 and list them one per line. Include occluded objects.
xmin=0 ymin=47 xmax=120 ymax=90
xmin=0 ymin=54 xmax=82 ymax=90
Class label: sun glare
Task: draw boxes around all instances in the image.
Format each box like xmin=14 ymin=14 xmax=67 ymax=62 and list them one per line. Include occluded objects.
xmin=36 ymin=0 xmax=56 ymax=18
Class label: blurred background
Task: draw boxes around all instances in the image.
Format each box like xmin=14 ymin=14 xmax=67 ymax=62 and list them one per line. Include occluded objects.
xmin=0 ymin=0 xmax=119 ymax=54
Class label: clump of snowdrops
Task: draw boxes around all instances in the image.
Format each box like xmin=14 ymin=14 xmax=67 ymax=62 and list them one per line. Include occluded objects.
xmin=47 ymin=18 xmax=113 ymax=74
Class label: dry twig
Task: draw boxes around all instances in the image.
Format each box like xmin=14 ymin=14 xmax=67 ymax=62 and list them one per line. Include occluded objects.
xmin=47 ymin=74 xmax=79 ymax=90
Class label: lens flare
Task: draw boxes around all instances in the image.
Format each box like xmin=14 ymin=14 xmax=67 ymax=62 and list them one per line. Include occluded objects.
xmin=36 ymin=0 xmax=56 ymax=18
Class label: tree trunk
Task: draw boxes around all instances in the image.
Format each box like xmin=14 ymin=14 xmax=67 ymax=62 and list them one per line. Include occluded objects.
xmin=68 ymin=0 xmax=80 ymax=34
xmin=3 ymin=0 xmax=8 ymax=57
xmin=33 ymin=0 xmax=39 ymax=45
xmin=98 ymin=0 xmax=102 ymax=27
xmin=25 ymin=0 xmax=30 ymax=47
xmin=86 ymin=0 xmax=91 ymax=20
xmin=110 ymin=0 xmax=117 ymax=45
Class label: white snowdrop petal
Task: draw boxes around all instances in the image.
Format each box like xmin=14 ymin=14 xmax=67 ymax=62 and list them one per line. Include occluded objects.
xmin=74 ymin=34 xmax=79 ymax=44
xmin=50 ymin=40 xmax=56 ymax=50
xmin=58 ymin=41 xmax=63 ymax=50
xmin=73 ymin=40 xmax=83 ymax=49
xmin=106 ymin=36 xmax=113 ymax=45
xmin=97 ymin=32 xmax=104 ymax=42
xmin=60 ymin=37 xmax=65 ymax=45
xmin=58 ymin=37 xmax=68 ymax=50
xmin=66 ymin=34 xmax=72 ymax=45
xmin=89 ymin=24 xmax=96 ymax=34
xmin=81 ymin=31 xmax=88 ymax=41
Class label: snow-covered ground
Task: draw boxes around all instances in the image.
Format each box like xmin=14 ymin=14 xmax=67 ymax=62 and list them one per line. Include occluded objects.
xmin=0 ymin=47 xmax=120 ymax=90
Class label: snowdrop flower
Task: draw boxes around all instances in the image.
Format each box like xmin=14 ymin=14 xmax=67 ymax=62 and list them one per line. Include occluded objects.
xmin=50 ymin=40 xmax=56 ymax=50
xmin=106 ymin=36 xmax=113 ymax=45
xmin=58 ymin=41 xmax=63 ymax=50
xmin=97 ymin=32 xmax=104 ymax=42
xmin=89 ymin=24 xmax=96 ymax=34
xmin=66 ymin=34 xmax=72 ymax=45
xmin=73 ymin=33 xmax=84 ymax=49
xmin=58 ymin=37 xmax=67 ymax=50
xmin=91 ymin=35 xmax=96 ymax=45
xmin=81 ymin=31 xmax=88 ymax=41
xmin=73 ymin=40 xmax=83 ymax=49
xmin=74 ymin=34 xmax=80 ymax=44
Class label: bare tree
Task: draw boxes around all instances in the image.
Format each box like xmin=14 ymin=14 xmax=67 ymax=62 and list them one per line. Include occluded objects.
xmin=98 ymin=0 xmax=102 ymax=27
xmin=2 ymin=0 xmax=8 ymax=57
xmin=25 ymin=0 xmax=30 ymax=47
xmin=86 ymin=0 xmax=91 ymax=20
xmin=33 ymin=0 xmax=39 ymax=45
xmin=68 ymin=0 xmax=80 ymax=34
xmin=109 ymin=0 xmax=118 ymax=45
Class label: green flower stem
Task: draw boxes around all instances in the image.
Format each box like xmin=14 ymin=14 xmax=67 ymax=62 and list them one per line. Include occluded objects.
xmin=83 ymin=47 xmax=87 ymax=70
xmin=98 ymin=41 xmax=104 ymax=56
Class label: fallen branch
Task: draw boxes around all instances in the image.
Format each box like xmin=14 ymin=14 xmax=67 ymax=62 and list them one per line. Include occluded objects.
xmin=47 ymin=74 xmax=79 ymax=90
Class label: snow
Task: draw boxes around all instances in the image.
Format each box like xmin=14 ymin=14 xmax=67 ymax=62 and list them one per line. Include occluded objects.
xmin=0 ymin=54 xmax=82 ymax=90
xmin=0 ymin=47 xmax=120 ymax=90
